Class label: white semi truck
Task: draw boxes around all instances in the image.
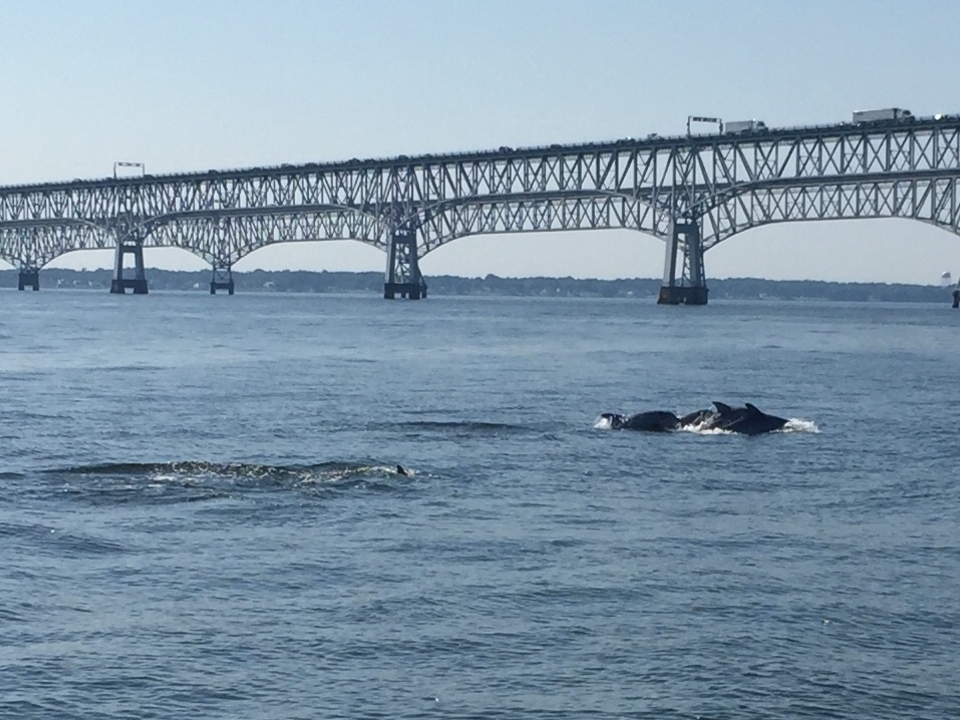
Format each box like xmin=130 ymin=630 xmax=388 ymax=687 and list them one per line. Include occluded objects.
xmin=852 ymin=108 xmax=913 ymax=123
xmin=724 ymin=119 xmax=767 ymax=134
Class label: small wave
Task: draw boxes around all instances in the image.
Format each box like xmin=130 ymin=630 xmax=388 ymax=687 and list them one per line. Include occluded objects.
xmin=0 ymin=520 xmax=129 ymax=557
xmin=399 ymin=420 xmax=527 ymax=433
xmin=593 ymin=416 xmax=615 ymax=430
xmin=0 ymin=521 xmax=28 ymax=537
xmin=96 ymin=364 xmax=164 ymax=374
xmin=0 ymin=606 xmax=26 ymax=622
xmin=45 ymin=461 xmax=415 ymax=499
xmin=52 ymin=460 xmax=412 ymax=482
xmin=297 ymin=463 xmax=416 ymax=485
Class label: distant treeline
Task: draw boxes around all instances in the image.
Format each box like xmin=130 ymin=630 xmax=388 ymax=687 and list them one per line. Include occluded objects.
xmin=0 ymin=268 xmax=954 ymax=303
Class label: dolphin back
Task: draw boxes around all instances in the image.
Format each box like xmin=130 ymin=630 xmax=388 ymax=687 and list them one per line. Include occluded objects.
xmin=679 ymin=409 xmax=713 ymax=427
xmin=601 ymin=402 xmax=791 ymax=435
xmin=623 ymin=410 xmax=680 ymax=432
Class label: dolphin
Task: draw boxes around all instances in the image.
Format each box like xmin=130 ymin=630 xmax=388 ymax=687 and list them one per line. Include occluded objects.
xmin=678 ymin=408 xmax=714 ymax=427
xmin=601 ymin=402 xmax=791 ymax=435
xmin=696 ymin=401 xmax=789 ymax=435
xmin=600 ymin=410 xmax=682 ymax=432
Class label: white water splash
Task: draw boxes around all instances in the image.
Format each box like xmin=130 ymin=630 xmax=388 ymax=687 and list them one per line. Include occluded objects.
xmin=782 ymin=418 xmax=820 ymax=433
xmin=680 ymin=417 xmax=819 ymax=434
xmin=596 ymin=414 xmax=819 ymax=434
xmin=297 ymin=465 xmax=413 ymax=485
xmin=677 ymin=422 xmax=732 ymax=435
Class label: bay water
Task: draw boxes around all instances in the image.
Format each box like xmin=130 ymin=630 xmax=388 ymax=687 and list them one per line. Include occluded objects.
xmin=2 ymin=290 xmax=958 ymax=719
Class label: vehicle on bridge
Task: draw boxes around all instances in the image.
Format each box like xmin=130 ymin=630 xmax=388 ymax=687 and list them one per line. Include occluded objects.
xmin=725 ymin=119 xmax=767 ymax=134
xmin=852 ymin=108 xmax=913 ymax=123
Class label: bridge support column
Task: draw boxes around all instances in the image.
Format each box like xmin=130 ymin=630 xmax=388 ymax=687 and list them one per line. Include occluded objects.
xmin=210 ymin=264 xmax=235 ymax=295
xmin=658 ymin=219 xmax=708 ymax=305
xmin=18 ymin=267 xmax=40 ymax=291
xmin=384 ymin=226 xmax=427 ymax=300
xmin=110 ymin=241 xmax=148 ymax=294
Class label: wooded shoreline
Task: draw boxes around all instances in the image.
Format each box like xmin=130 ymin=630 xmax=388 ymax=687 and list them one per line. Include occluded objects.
xmin=1 ymin=268 xmax=954 ymax=303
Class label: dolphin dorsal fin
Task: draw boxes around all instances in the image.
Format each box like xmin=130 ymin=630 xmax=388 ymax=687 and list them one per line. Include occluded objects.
xmin=745 ymin=403 xmax=761 ymax=415
xmin=713 ymin=401 xmax=733 ymax=413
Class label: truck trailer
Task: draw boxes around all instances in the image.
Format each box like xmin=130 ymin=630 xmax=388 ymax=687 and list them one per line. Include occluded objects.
xmin=852 ymin=108 xmax=913 ymax=123
xmin=724 ymin=119 xmax=767 ymax=134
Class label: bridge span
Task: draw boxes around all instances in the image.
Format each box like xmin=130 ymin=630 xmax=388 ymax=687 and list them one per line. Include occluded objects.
xmin=3 ymin=112 xmax=960 ymax=303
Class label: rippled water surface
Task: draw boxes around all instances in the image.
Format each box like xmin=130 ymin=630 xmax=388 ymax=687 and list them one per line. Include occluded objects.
xmin=2 ymin=289 xmax=959 ymax=719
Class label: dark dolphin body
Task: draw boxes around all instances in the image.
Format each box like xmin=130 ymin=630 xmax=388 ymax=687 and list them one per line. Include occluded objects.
xmin=699 ymin=401 xmax=789 ymax=435
xmin=600 ymin=410 xmax=681 ymax=432
xmin=679 ymin=408 xmax=714 ymax=427
xmin=601 ymin=402 xmax=790 ymax=435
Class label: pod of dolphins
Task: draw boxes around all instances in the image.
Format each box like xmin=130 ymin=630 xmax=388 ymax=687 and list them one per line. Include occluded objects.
xmin=600 ymin=401 xmax=790 ymax=436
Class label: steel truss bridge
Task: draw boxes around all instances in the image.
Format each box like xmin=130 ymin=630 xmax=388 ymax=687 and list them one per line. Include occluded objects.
xmin=3 ymin=113 xmax=960 ymax=302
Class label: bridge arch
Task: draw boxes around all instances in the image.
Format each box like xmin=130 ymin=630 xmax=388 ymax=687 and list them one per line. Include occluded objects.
xmin=414 ymin=192 xmax=670 ymax=255
xmin=0 ymin=221 xmax=111 ymax=269
xmin=139 ymin=209 xmax=386 ymax=269
xmin=417 ymin=225 xmax=668 ymax=281
xmin=701 ymin=216 xmax=960 ymax=284
xmin=700 ymin=176 xmax=960 ymax=250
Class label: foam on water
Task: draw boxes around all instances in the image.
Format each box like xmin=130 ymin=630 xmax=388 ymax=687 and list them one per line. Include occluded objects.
xmin=40 ymin=460 xmax=417 ymax=506
xmin=53 ymin=460 xmax=413 ymax=483
xmin=783 ymin=418 xmax=820 ymax=433
xmin=593 ymin=415 xmax=616 ymax=430
xmin=677 ymin=422 xmax=732 ymax=435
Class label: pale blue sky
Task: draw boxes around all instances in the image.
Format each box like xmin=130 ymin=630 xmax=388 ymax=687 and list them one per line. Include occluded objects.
xmin=2 ymin=0 xmax=959 ymax=283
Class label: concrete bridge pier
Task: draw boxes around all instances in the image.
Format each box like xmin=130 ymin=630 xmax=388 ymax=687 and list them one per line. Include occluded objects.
xmin=384 ymin=226 xmax=427 ymax=299
xmin=110 ymin=241 xmax=148 ymax=294
xmin=658 ymin=219 xmax=708 ymax=305
xmin=210 ymin=263 xmax=235 ymax=295
xmin=18 ymin=267 xmax=40 ymax=291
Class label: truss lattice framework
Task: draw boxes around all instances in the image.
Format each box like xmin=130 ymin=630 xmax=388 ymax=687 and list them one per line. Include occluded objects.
xmin=0 ymin=212 xmax=385 ymax=269
xmin=2 ymin=116 xmax=960 ymax=269
xmin=703 ymin=175 xmax=960 ymax=248
xmin=417 ymin=194 xmax=672 ymax=252
xmin=146 ymin=211 xmax=385 ymax=266
xmin=0 ymin=224 xmax=108 ymax=269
